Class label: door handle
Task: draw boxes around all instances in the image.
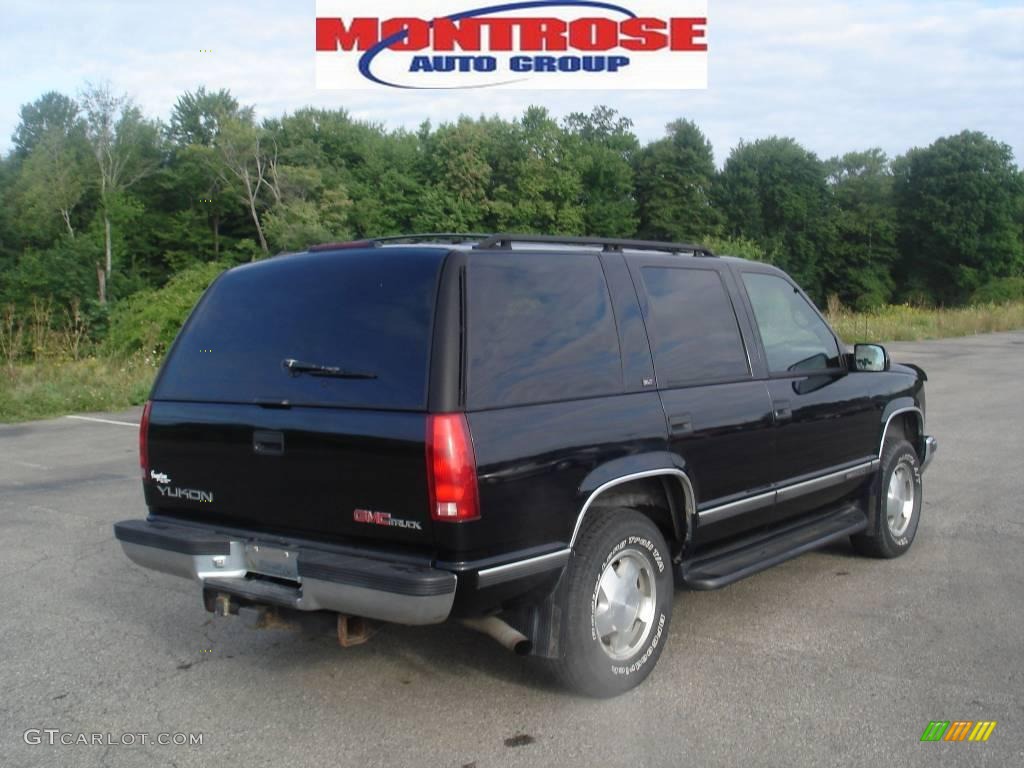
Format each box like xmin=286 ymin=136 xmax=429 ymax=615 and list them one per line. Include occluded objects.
xmin=253 ymin=430 xmax=285 ymax=456
xmin=773 ymin=401 xmax=792 ymax=422
xmin=668 ymin=413 xmax=693 ymax=436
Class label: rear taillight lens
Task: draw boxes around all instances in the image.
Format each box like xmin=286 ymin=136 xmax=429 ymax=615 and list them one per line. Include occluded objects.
xmin=426 ymin=413 xmax=480 ymax=522
xmin=139 ymin=400 xmax=152 ymax=481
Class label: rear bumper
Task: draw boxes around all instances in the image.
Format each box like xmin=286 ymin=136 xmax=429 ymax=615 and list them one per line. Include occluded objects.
xmin=113 ymin=519 xmax=456 ymax=625
xmin=922 ymin=435 xmax=938 ymax=473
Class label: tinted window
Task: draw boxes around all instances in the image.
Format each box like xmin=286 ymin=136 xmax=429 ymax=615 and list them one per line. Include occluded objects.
xmin=742 ymin=272 xmax=841 ymax=373
xmin=640 ymin=267 xmax=750 ymax=387
xmin=467 ymin=252 xmax=621 ymax=408
xmin=153 ymin=249 xmax=443 ymax=409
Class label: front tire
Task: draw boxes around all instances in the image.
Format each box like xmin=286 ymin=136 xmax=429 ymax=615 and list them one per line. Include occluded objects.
xmin=550 ymin=509 xmax=673 ymax=697
xmin=851 ymin=438 xmax=922 ymax=558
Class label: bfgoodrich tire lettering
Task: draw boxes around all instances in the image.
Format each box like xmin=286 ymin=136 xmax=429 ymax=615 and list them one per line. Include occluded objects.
xmin=851 ymin=438 xmax=922 ymax=558
xmin=551 ymin=508 xmax=673 ymax=697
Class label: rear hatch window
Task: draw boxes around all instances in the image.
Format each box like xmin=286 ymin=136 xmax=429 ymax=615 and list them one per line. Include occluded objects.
xmin=153 ymin=248 xmax=444 ymax=410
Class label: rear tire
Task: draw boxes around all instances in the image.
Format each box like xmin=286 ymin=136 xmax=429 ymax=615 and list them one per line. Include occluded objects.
xmin=851 ymin=438 xmax=922 ymax=558
xmin=550 ymin=509 xmax=673 ymax=697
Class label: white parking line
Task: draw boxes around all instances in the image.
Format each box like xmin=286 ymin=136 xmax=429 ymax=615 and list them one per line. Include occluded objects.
xmin=15 ymin=461 xmax=51 ymax=470
xmin=65 ymin=415 xmax=139 ymax=428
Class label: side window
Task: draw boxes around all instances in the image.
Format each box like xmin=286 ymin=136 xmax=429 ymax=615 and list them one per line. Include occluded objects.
xmin=640 ymin=267 xmax=750 ymax=387
xmin=741 ymin=272 xmax=841 ymax=374
xmin=466 ymin=252 xmax=621 ymax=409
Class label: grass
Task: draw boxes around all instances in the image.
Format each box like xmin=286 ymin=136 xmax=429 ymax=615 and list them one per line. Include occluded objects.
xmin=0 ymin=356 xmax=155 ymax=423
xmin=2 ymin=301 xmax=1023 ymax=423
xmin=826 ymin=301 xmax=1024 ymax=343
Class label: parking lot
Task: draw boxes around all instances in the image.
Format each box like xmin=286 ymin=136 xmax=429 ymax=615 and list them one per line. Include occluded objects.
xmin=2 ymin=331 xmax=1022 ymax=767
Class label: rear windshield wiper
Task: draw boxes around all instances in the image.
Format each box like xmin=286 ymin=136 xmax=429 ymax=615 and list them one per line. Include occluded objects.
xmin=282 ymin=359 xmax=377 ymax=380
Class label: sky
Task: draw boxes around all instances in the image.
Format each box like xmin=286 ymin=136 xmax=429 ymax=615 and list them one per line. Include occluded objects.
xmin=1 ymin=0 xmax=1021 ymax=165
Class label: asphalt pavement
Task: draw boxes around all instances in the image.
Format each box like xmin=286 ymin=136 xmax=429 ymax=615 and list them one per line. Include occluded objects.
xmin=1 ymin=331 xmax=1022 ymax=767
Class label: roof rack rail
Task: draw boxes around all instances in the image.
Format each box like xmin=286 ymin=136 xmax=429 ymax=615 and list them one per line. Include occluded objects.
xmin=475 ymin=233 xmax=716 ymax=257
xmin=308 ymin=234 xmax=490 ymax=252
xmin=307 ymin=233 xmax=717 ymax=257
xmin=308 ymin=239 xmax=377 ymax=252
xmin=372 ymin=233 xmax=493 ymax=244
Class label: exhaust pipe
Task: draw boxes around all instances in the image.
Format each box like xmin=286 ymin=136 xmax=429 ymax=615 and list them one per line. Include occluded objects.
xmin=337 ymin=614 xmax=377 ymax=647
xmin=461 ymin=616 xmax=533 ymax=656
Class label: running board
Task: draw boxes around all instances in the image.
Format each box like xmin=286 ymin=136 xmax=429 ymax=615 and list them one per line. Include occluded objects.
xmin=681 ymin=503 xmax=868 ymax=590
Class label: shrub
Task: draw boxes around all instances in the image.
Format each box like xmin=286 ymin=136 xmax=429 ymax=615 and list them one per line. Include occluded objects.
xmin=700 ymin=235 xmax=766 ymax=262
xmin=826 ymin=300 xmax=1024 ymax=343
xmin=0 ymin=356 xmax=155 ymax=423
xmin=971 ymin=276 xmax=1024 ymax=304
xmin=105 ymin=261 xmax=227 ymax=360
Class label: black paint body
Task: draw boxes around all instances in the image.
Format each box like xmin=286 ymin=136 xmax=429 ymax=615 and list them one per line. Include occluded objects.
xmin=143 ymin=244 xmax=926 ymax=617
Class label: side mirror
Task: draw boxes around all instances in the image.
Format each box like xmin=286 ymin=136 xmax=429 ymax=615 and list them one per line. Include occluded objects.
xmin=853 ymin=343 xmax=889 ymax=372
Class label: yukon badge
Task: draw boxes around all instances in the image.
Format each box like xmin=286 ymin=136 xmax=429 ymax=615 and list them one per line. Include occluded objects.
xmin=353 ymin=508 xmax=422 ymax=531
xmin=156 ymin=485 xmax=214 ymax=503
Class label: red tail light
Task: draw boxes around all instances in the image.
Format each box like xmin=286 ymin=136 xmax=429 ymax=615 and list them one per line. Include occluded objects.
xmin=426 ymin=413 xmax=480 ymax=522
xmin=139 ymin=400 xmax=152 ymax=481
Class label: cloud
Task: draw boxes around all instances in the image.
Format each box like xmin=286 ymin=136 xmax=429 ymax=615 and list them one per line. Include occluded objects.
xmin=0 ymin=0 xmax=1021 ymax=166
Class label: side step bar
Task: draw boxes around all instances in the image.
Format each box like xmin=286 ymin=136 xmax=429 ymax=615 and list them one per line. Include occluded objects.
xmin=681 ymin=503 xmax=868 ymax=590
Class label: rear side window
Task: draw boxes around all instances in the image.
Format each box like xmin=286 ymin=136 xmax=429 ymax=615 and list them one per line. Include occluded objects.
xmin=640 ymin=267 xmax=750 ymax=387
xmin=153 ymin=249 xmax=443 ymax=410
xmin=466 ymin=252 xmax=621 ymax=409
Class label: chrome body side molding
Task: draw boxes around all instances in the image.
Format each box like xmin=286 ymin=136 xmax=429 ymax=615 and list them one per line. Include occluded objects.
xmin=697 ymin=459 xmax=879 ymax=523
xmin=697 ymin=490 xmax=774 ymax=525
xmin=476 ymin=548 xmax=571 ymax=588
xmin=775 ymin=459 xmax=879 ymax=502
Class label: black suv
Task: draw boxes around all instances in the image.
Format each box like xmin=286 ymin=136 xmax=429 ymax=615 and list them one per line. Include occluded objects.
xmin=114 ymin=233 xmax=936 ymax=697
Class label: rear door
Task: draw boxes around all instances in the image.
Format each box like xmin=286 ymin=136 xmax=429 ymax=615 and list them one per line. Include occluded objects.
xmin=144 ymin=247 xmax=447 ymax=545
xmin=626 ymin=257 xmax=776 ymax=542
xmin=461 ymin=249 xmax=657 ymax=556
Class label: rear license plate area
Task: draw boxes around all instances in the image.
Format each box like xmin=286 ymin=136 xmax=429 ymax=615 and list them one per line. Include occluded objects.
xmin=244 ymin=543 xmax=300 ymax=581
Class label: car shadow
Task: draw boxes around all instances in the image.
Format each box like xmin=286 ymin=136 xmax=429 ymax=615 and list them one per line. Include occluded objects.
xmin=89 ymin=533 xmax=869 ymax=699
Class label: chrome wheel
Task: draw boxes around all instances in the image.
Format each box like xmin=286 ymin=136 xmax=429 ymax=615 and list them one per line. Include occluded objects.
xmin=594 ymin=549 xmax=657 ymax=661
xmin=886 ymin=463 xmax=915 ymax=537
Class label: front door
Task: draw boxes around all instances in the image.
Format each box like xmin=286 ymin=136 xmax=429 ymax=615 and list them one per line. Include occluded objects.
xmin=737 ymin=270 xmax=881 ymax=522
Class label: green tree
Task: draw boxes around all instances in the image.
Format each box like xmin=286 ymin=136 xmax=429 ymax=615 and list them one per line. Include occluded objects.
xmin=167 ymin=87 xmax=250 ymax=147
xmin=80 ymin=84 xmax=162 ymax=302
xmin=213 ymin=116 xmax=273 ymax=255
xmin=413 ymin=117 xmax=494 ymax=232
xmin=893 ymin=131 xmax=1024 ymax=304
xmin=487 ymin=107 xmax=584 ymax=233
xmin=1 ymin=239 xmax=95 ymax=312
xmin=563 ymin=106 xmax=638 ymax=236
xmin=824 ymin=149 xmax=898 ymax=308
xmin=0 ymin=156 xmax=18 ymax=269
xmin=716 ymin=137 xmax=834 ymax=299
xmin=12 ymin=91 xmax=81 ymax=157
xmin=17 ymin=126 xmax=90 ymax=240
xmin=262 ymin=182 xmax=352 ymax=252
xmin=271 ymin=108 xmax=423 ymax=238
xmin=167 ymin=87 xmax=251 ymax=258
xmin=635 ymin=119 xmax=719 ymax=242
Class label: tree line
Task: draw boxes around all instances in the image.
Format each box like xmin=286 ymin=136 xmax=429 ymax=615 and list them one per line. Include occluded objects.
xmin=1 ymin=84 xmax=1022 ymax=335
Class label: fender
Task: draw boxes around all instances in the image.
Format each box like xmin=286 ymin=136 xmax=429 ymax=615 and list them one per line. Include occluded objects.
xmin=571 ymin=451 xmax=695 ymax=550
xmin=879 ymin=399 xmax=924 ymax=458
xmin=864 ymin=401 xmax=923 ymax=539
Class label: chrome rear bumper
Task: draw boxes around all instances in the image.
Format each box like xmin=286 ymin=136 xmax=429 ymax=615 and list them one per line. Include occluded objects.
xmin=114 ymin=519 xmax=456 ymax=625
